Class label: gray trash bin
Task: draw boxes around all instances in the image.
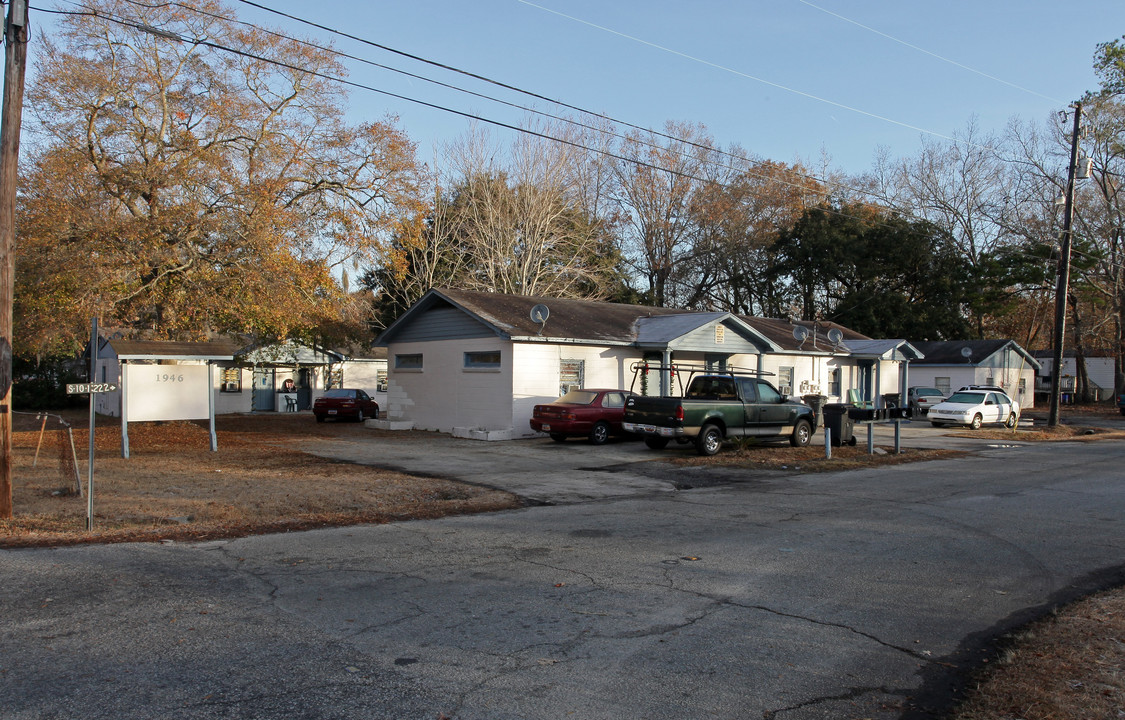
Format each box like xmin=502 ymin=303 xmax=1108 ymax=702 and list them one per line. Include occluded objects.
xmin=822 ymin=403 xmax=855 ymax=446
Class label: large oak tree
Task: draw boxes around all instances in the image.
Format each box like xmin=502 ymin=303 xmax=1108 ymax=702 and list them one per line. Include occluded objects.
xmin=16 ymin=0 xmax=425 ymax=358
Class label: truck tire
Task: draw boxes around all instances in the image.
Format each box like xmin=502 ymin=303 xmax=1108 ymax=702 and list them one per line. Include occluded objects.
xmin=644 ymin=436 xmax=670 ymax=450
xmin=789 ymin=419 xmax=812 ymax=447
xmin=695 ymin=424 xmax=723 ymax=456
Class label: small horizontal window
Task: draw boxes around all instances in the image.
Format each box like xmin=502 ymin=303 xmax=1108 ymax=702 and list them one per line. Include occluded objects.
xmin=464 ymin=351 xmax=501 ymax=369
xmin=395 ymin=353 xmax=423 ymax=370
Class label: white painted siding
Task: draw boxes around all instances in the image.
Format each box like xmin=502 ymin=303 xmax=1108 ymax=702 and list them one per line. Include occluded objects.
xmin=512 ymin=343 xmax=642 ymax=437
xmin=340 ymin=359 xmax=388 ymax=409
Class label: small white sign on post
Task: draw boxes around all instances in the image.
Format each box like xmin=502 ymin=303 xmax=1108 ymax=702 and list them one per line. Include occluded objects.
xmin=121 ymin=363 xmax=218 ymax=458
xmin=125 ymin=365 xmax=210 ymax=421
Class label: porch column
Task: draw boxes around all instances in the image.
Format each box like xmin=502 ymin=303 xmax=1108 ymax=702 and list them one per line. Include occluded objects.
xmin=661 ymin=349 xmax=673 ymax=396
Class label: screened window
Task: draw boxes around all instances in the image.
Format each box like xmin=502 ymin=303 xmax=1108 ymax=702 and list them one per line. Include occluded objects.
xmin=464 ymin=350 xmax=501 ymax=369
xmin=778 ymin=366 xmax=795 ymax=394
xmin=935 ymin=377 xmax=951 ymax=395
xmin=827 ymin=369 xmax=841 ymax=396
xmin=395 ymin=353 xmax=423 ymax=370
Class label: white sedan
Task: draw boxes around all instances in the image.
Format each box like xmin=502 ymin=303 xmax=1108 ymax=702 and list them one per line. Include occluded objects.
xmin=929 ymin=389 xmax=1020 ymax=430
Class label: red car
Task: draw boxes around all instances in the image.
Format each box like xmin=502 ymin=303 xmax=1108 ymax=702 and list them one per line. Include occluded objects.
xmin=530 ymin=389 xmax=634 ymax=445
xmin=313 ymin=389 xmax=380 ymax=422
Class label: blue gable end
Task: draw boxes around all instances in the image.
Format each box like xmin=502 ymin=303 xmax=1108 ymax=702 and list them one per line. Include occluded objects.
xmin=389 ymin=306 xmax=499 ymax=343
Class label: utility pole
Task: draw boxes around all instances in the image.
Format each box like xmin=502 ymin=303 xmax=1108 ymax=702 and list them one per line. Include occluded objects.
xmin=1048 ymin=102 xmax=1083 ymax=428
xmin=0 ymin=0 xmax=29 ymax=518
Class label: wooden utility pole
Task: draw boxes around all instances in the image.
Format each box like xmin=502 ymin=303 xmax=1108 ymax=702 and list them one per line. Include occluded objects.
xmin=1048 ymin=102 xmax=1083 ymax=428
xmin=0 ymin=0 xmax=29 ymax=518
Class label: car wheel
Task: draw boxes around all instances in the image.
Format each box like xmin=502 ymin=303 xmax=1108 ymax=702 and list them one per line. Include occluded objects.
xmin=789 ymin=418 xmax=812 ymax=447
xmin=695 ymin=424 xmax=723 ymax=456
xmin=315 ymin=414 xmax=325 ymax=423
xmin=644 ymin=436 xmax=670 ymax=450
xmin=970 ymin=413 xmax=983 ymax=430
xmin=1005 ymin=412 xmax=1018 ymax=429
xmin=588 ymin=421 xmax=610 ymax=445
xmin=549 ymin=433 xmax=568 ymax=442
xmin=356 ymin=409 xmax=365 ymax=422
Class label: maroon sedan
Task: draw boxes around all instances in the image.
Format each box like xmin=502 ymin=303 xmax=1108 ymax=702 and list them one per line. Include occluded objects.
xmin=313 ymin=389 xmax=379 ymax=422
xmin=530 ymin=389 xmax=634 ymax=445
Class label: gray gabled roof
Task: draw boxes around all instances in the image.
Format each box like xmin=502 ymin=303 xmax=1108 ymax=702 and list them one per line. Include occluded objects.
xmin=376 ymin=288 xmax=873 ymax=356
xmin=844 ymin=339 xmax=925 ymax=361
xmin=911 ymin=339 xmax=1041 ymax=371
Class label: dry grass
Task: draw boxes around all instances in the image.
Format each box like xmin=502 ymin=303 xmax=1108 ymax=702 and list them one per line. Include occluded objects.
xmin=1 ymin=411 xmax=520 ymax=548
xmin=669 ymin=441 xmax=964 ymax=471
xmin=950 ymin=590 xmax=1125 ymax=720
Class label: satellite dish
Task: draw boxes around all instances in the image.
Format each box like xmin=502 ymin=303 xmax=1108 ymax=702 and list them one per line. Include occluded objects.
xmin=961 ymin=346 xmax=973 ymax=359
xmin=826 ymin=328 xmax=843 ymax=345
xmin=792 ymin=326 xmax=809 ymax=342
xmin=530 ymin=304 xmax=550 ymax=324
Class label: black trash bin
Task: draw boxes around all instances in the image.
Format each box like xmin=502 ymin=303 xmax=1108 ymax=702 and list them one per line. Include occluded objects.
xmin=822 ymin=403 xmax=855 ymax=446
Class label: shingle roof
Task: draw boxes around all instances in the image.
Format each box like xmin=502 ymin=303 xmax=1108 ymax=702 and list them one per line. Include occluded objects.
xmin=380 ymin=288 xmax=872 ymax=352
xmin=106 ymin=339 xmax=239 ymax=360
xmin=911 ymin=339 xmax=1041 ymax=370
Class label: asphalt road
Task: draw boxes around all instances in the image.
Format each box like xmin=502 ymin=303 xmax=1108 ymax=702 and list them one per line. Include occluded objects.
xmin=3 ymin=428 xmax=1124 ymax=720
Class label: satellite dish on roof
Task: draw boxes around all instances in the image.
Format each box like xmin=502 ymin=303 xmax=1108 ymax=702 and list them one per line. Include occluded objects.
xmin=961 ymin=346 xmax=973 ymax=358
xmin=826 ymin=328 xmax=843 ymax=346
xmin=792 ymin=325 xmax=810 ymax=350
xmin=530 ymin=304 xmax=550 ymax=335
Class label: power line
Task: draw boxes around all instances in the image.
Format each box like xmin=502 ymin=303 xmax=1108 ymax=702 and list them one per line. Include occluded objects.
xmin=38 ymin=1 xmax=1078 ymax=244
xmin=793 ymin=0 xmax=1064 ymax=105
xmin=64 ymin=0 xmax=884 ymax=211
xmin=516 ymin=0 xmax=990 ymax=152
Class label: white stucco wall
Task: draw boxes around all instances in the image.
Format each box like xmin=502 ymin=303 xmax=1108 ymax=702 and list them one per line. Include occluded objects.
xmin=387 ymin=338 xmax=514 ymax=434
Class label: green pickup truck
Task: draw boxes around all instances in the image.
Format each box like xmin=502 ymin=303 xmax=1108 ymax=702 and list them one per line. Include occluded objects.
xmin=621 ymin=369 xmax=817 ymax=455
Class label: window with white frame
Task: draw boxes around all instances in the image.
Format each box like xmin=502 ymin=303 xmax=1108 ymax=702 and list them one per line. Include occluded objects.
xmin=778 ymin=366 xmax=794 ymax=395
xmin=464 ymin=350 xmax=501 ymax=370
xmin=935 ymin=377 xmax=951 ymax=395
xmin=560 ymin=359 xmax=584 ymax=395
xmin=827 ymin=368 xmax=840 ymax=396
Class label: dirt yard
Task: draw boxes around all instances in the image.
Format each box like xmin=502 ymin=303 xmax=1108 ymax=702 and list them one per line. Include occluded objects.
xmin=2 ymin=410 xmax=522 ymax=547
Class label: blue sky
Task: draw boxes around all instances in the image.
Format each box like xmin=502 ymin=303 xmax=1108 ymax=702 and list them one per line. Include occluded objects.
xmin=34 ymin=1 xmax=1125 ymax=176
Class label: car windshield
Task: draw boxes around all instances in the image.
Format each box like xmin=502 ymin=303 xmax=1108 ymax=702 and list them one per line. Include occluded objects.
xmin=322 ymin=389 xmax=354 ymax=399
xmin=945 ymin=392 xmax=984 ymax=404
xmin=916 ymin=389 xmax=943 ymax=397
xmin=557 ymin=390 xmax=597 ymax=405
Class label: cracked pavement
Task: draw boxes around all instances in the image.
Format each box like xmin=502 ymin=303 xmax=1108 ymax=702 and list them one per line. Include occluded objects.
xmin=3 ymin=433 xmax=1125 ymax=719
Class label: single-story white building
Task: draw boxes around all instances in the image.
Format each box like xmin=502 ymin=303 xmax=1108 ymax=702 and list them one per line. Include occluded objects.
xmin=908 ymin=340 xmax=1040 ymax=408
xmin=374 ymin=288 xmax=923 ymax=440
xmin=1031 ymin=349 xmax=1117 ymax=403
xmin=89 ymin=337 xmax=387 ymax=416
